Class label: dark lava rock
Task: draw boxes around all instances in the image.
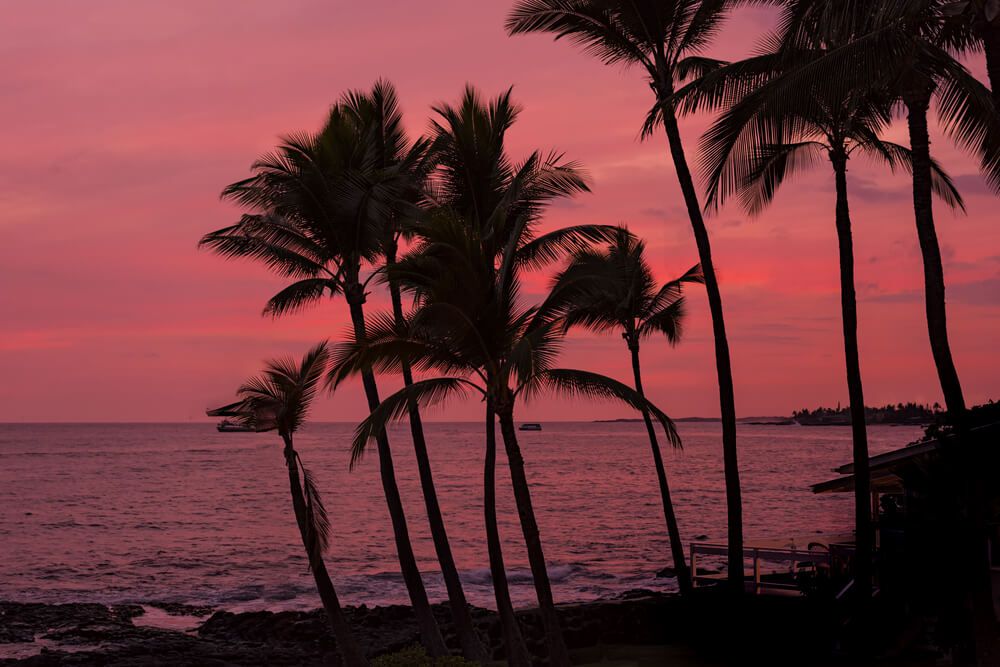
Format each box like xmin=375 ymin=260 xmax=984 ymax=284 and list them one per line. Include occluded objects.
xmin=1 ymin=595 xmax=685 ymax=666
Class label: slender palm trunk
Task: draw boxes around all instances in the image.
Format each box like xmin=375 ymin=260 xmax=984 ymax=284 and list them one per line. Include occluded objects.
xmin=283 ymin=441 xmax=368 ymax=666
xmin=496 ymin=405 xmax=570 ymax=667
xmin=345 ymin=286 xmax=448 ymax=657
xmin=903 ymin=97 xmax=967 ymax=417
xmin=484 ymin=399 xmax=532 ymax=667
xmin=983 ymin=20 xmax=1000 ymax=114
xmin=628 ymin=339 xmax=691 ymax=594
xmin=385 ymin=270 xmax=487 ymax=662
xmin=659 ymin=96 xmax=744 ymax=593
xmin=831 ymin=154 xmax=873 ymax=603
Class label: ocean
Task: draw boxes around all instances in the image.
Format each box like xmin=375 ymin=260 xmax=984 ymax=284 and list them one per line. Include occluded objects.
xmin=0 ymin=421 xmax=922 ymax=612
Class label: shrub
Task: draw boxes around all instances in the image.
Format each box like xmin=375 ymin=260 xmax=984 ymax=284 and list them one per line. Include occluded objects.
xmin=372 ymin=645 xmax=477 ymax=667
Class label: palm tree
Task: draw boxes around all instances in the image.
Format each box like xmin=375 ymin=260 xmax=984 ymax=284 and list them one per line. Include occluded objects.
xmin=683 ymin=28 xmax=964 ymax=600
xmin=349 ymin=82 xmax=488 ymax=662
xmin=332 ymin=86 xmax=626 ymax=666
xmin=506 ymin=0 xmax=747 ymax=592
xmin=330 ymin=249 xmax=682 ymax=667
xmin=209 ymin=342 xmax=368 ymax=667
xmin=944 ymin=0 xmax=1000 ymax=112
xmin=773 ymin=0 xmax=1000 ymax=420
xmin=547 ymin=227 xmax=702 ymax=595
xmin=199 ymin=85 xmax=448 ymax=656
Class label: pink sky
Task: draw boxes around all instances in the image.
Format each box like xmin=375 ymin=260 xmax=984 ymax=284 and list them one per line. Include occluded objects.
xmin=2 ymin=1 xmax=998 ymax=422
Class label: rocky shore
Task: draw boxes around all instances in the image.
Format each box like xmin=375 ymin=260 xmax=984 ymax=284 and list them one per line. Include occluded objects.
xmin=0 ymin=592 xmax=934 ymax=665
xmin=0 ymin=593 xmax=684 ymax=666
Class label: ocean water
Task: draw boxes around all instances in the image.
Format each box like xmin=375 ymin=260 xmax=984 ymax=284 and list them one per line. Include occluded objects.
xmin=0 ymin=421 xmax=922 ymax=612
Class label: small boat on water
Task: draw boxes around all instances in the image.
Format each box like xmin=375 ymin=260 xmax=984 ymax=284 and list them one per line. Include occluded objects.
xmin=216 ymin=419 xmax=254 ymax=433
xmin=519 ymin=423 xmax=542 ymax=431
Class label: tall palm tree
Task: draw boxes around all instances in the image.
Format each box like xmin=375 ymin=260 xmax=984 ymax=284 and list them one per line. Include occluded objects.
xmin=547 ymin=227 xmax=702 ymax=595
xmin=199 ymin=86 xmax=448 ymax=656
xmin=209 ymin=342 xmax=368 ymax=667
xmin=507 ymin=0 xmax=747 ymax=592
xmin=333 ymin=86 xmax=625 ymax=666
xmin=347 ymin=82 xmax=487 ymax=662
xmin=683 ymin=29 xmax=964 ymax=600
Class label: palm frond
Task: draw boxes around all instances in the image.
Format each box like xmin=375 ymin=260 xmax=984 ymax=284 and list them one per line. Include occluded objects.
xmin=528 ymin=368 xmax=681 ymax=448
xmin=299 ymin=456 xmax=332 ymax=563
xmin=506 ymin=1 xmax=655 ymax=69
xmin=638 ymin=297 xmax=687 ymax=344
xmin=350 ymin=377 xmax=483 ymax=467
xmin=855 ymin=140 xmax=966 ymax=211
xmin=515 ymin=224 xmax=619 ymax=270
xmin=263 ymin=278 xmax=341 ymax=318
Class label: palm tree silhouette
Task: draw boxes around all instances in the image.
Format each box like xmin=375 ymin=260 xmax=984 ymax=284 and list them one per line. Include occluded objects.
xmin=774 ymin=0 xmax=1000 ymax=420
xmin=683 ymin=23 xmax=964 ymax=601
xmin=942 ymin=0 xmax=1000 ymax=112
xmin=506 ymin=0 xmax=747 ymax=592
xmin=211 ymin=342 xmax=368 ymax=667
xmin=331 ymin=86 xmax=633 ymax=667
xmin=331 ymin=246 xmax=681 ymax=667
xmin=348 ymin=81 xmax=487 ymax=662
xmin=547 ymin=226 xmax=701 ymax=595
xmin=199 ymin=85 xmax=448 ymax=656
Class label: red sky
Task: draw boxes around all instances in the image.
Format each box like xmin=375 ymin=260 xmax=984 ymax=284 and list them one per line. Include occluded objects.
xmin=2 ymin=1 xmax=998 ymax=423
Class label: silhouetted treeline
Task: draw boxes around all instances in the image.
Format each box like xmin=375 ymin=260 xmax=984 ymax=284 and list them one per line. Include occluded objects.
xmin=793 ymin=403 xmax=942 ymax=425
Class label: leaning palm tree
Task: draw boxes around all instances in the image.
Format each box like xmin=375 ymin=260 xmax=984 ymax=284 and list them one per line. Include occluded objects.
xmin=683 ymin=29 xmax=964 ymax=601
xmin=547 ymin=227 xmax=702 ymax=595
xmin=341 ymin=82 xmax=487 ymax=662
xmin=199 ymin=85 xmax=448 ymax=656
xmin=334 ymin=85 xmax=622 ymax=667
xmin=209 ymin=342 xmax=368 ymax=667
xmin=506 ymin=0 xmax=747 ymax=592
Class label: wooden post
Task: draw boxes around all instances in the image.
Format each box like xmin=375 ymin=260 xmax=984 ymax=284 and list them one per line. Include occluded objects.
xmin=690 ymin=544 xmax=698 ymax=589
xmin=753 ymin=549 xmax=761 ymax=595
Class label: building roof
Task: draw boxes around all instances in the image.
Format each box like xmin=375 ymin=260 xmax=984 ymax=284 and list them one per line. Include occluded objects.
xmin=811 ymin=419 xmax=1000 ymax=494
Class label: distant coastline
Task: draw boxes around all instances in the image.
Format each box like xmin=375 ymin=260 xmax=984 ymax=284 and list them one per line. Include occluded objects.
xmin=595 ymin=416 xmax=793 ymax=424
xmin=596 ymin=405 xmax=939 ymax=426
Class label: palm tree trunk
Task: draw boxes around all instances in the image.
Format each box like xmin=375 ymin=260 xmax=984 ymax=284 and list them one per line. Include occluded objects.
xmin=903 ymin=97 xmax=967 ymax=417
xmin=659 ymin=98 xmax=744 ymax=593
xmin=385 ymin=271 xmax=487 ymax=662
xmin=496 ymin=405 xmax=570 ymax=667
xmin=345 ymin=287 xmax=448 ymax=657
xmin=484 ymin=398 xmax=532 ymax=667
xmin=283 ymin=442 xmax=368 ymax=667
xmin=983 ymin=20 xmax=1000 ymax=114
xmin=831 ymin=154 xmax=873 ymax=603
xmin=628 ymin=339 xmax=691 ymax=595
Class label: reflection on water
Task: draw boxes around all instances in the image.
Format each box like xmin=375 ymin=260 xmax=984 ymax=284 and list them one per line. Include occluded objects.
xmin=0 ymin=421 xmax=921 ymax=611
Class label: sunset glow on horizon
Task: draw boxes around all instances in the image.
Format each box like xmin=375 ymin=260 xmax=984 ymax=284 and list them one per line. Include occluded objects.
xmin=3 ymin=1 xmax=998 ymax=422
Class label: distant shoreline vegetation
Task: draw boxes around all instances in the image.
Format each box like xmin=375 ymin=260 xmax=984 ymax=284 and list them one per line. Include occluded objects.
xmin=596 ymin=404 xmax=943 ymax=426
xmin=791 ymin=403 xmax=941 ymax=426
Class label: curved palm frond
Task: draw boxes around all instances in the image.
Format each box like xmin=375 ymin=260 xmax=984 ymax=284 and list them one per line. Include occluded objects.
xmin=298 ymin=456 xmax=332 ymax=561
xmin=638 ymin=297 xmax=687 ymax=344
xmin=854 ymin=140 xmax=966 ymax=211
xmin=526 ymin=368 xmax=681 ymax=448
xmin=263 ymin=278 xmax=342 ymax=318
xmin=515 ymin=224 xmax=619 ymax=270
xmin=350 ymin=377 xmax=484 ymax=467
